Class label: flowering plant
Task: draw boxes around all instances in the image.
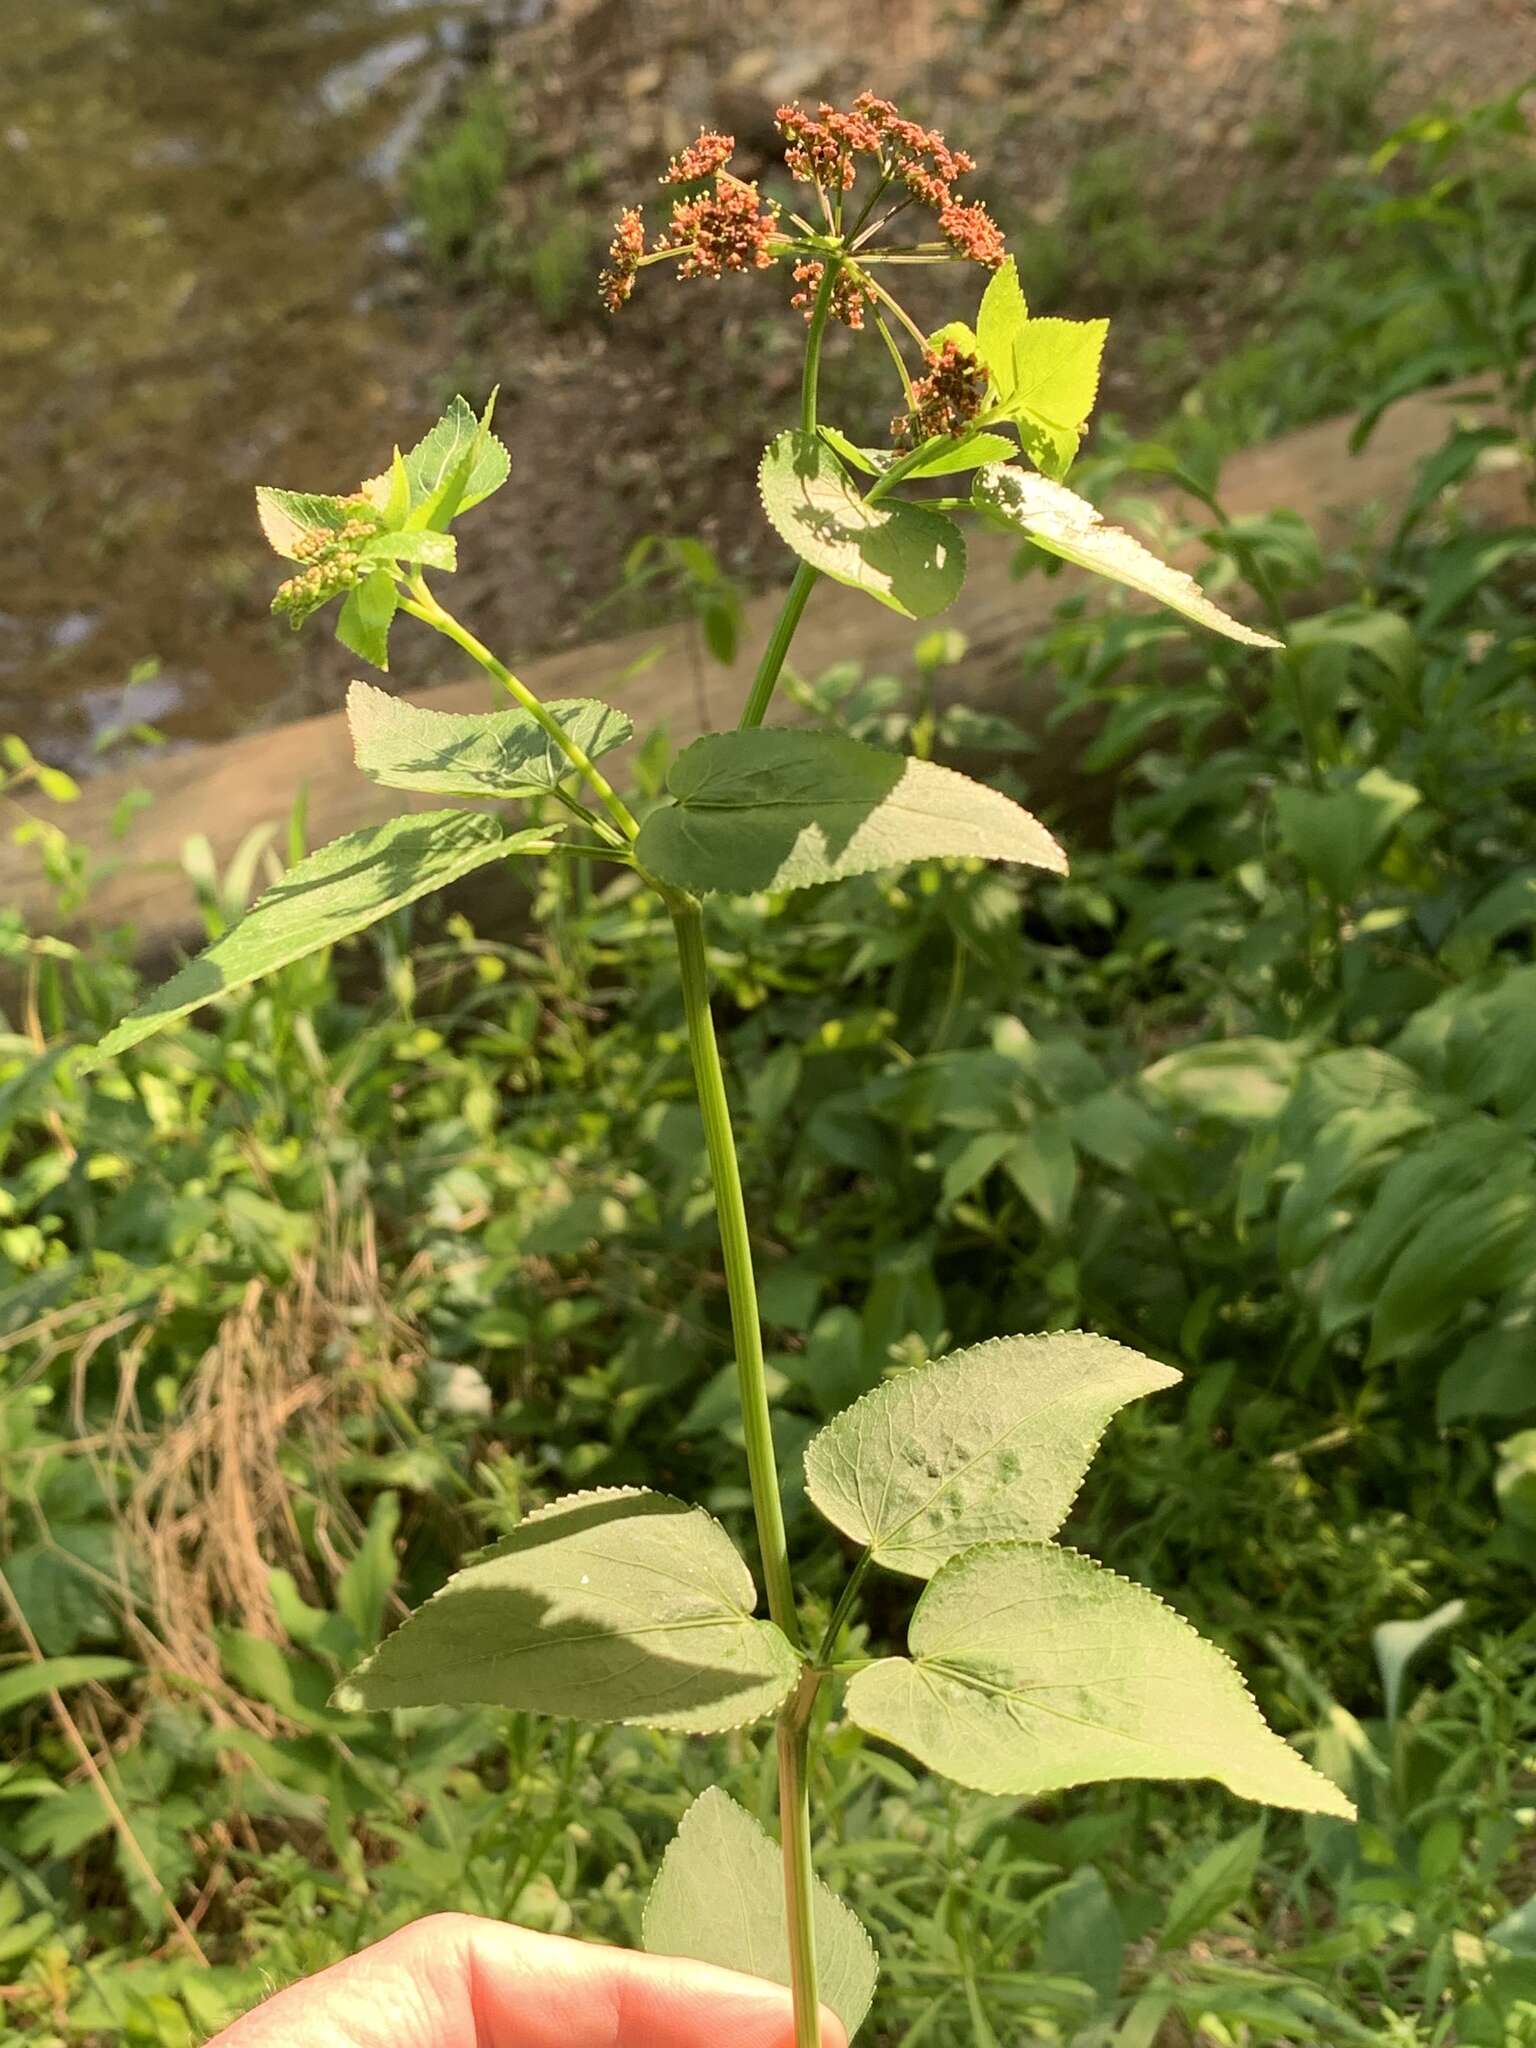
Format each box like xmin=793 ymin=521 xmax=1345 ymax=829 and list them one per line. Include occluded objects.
xmin=83 ymin=96 xmax=1343 ymax=2047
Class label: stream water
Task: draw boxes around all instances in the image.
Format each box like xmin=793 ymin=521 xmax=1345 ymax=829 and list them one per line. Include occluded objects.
xmin=1 ymin=0 xmax=500 ymax=764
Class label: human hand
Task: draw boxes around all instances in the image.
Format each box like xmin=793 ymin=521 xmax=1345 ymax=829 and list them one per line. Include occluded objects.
xmin=207 ymin=1912 xmax=847 ymax=2047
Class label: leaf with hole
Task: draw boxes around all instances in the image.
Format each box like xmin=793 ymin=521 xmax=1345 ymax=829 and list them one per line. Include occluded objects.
xmin=635 ymin=729 xmax=1064 ymax=897
xmin=643 ymin=1787 xmax=878 ymax=2038
xmin=974 ymin=465 xmax=1281 ymax=647
xmin=348 ymin=683 xmax=632 ymax=800
xmin=843 ymin=1542 xmax=1355 ymax=1815
xmin=804 ymin=1332 xmax=1179 ymax=1578
xmin=335 ymin=1488 xmax=800 ymax=1733
xmin=759 ymin=432 xmax=966 ymax=617
xmin=79 ymin=811 xmax=559 ymax=1070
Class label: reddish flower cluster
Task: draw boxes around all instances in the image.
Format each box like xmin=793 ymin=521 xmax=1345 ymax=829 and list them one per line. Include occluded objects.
xmin=891 ymin=339 xmax=989 ymax=446
xmin=790 ymin=259 xmax=876 ymax=330
xmin=938 ymin=196 xmax=1006 ymax=269
xmin=661 ymin=129 xmax=736 ymax=186
xmin=669 ymin=177 xmax=781 ymax=280
xmin=599 ymin=206 xmax=646 ymax=311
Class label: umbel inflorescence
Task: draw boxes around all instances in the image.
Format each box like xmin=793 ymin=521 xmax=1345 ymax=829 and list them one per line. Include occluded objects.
xmin=600 ymin=94 xmax=1004 ymax=391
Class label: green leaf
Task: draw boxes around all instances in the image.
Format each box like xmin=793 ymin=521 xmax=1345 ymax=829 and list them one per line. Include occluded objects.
xmin=336 ymin=1488 xmax=800 ymax=1733
xmin=818 ymin=427 xmax=1017 ymax=481
xmin=759 ymin=433 xmax=966 ymax=618
xmin=974 ymin=466 xmax=1281 ymax=648
xmin=975 ymin=258 xmax=1029 ymax=387
xmin=804 ymin=1332 xmax=1179 ymax=1578
xmin=843 ymin=1542 xmax=1355 ymax=1816
xmin=1142 ymin=1037 xmax=1301 ymax=1125
xmin=1002 ymin=317 xmax=1108 ymax=435
xmin=335 ymin=568 xmax=400 ymax=670
xmin=1158 ymin=1824 xmax=1265 ymax=1949
xmin=387 ymin=393 xmax=511 ymax=530
xmin=1272 ymin=769 xmax=1420 ymax=901
xmin=348 ymin=683 xmax=633 ymax=800
xmin=1372 ymin=1599 xmax=1466 ymax=1724
xmin=1040 ymin=1867 xmax=1123 ymax=2005
xmin=359 ymin=529 xmax=458 ymax=572
xmin=79 ymin=811 xmax=557 ymax=1071
xmin=0 ymin=1656 xmax=137 ymax=1717
xmin=635 ymin=729 xmax=1064 ymax=897
xmin=254 ymin=489 xmax=354 ymax=562
xmin=643 ymin=1787 xmax=878 ymax=2039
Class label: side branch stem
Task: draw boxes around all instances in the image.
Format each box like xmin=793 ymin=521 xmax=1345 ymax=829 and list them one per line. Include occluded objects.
xmin=402 ymin=589 xmax=639 ymax=842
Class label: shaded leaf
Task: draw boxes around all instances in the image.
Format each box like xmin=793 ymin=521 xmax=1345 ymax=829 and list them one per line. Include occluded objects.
xmin=1158 ymin=1825 xmax=1265 ymax=1949
xmin=336 ymin=1488 xmax=800 ymax=1733
xmin=818 ymin=426 xmax=1017 ymax=480
xmin=348 ymin=683 xmax=632 ymax=800
xmin=335 ymin=569 xmax=400 ymax=670
xmin=760 ymin=432 xmax=966 ymax=618
xmin=844 ymin=1542 xmax=1354 ymax=1815
xmin=0 ymin=1656 xmax=137 ymax=1717
xmin=1273 ymin=769 xmax=1420 ymax=901
xmin=80 ymin=812 xmax=558 ymax=1070
xmin=635 ymin=729 xmax=1064 ymax=897
xmin=974 ymin=465 xmax=1280 ymax=647
xmin=644 ymin=1787 xmax=878 ymax=2038
xmin=1372 ymin=1599 xmax=1466 ymax=1724
xmin=805 ymin=1332 xmax=1179 ymax=1578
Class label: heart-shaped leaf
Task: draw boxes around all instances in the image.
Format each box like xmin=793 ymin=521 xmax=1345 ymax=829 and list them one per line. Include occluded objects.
xmin=805 ymin=1332 xmax=1180 ymax=1578
xmin=644 ymin=1788 xmax=878 ymax=2038
xmin=336 ymin=1488 xmax=800 ymax=1734
xmin=844 ymin=1542 xmax=1354 ymax=1816
xmin=759 ymin=432 xmax=966 ymax=618
xmin=635 ymin=729 xmax=1065 ymax=896
xmin=80 ymin=811 xmax=557 ymax=1071
xmin=348 ymin=683 xmax=632 ymax=800
xmin=974 ymin=464 xmax=1281 ymax=648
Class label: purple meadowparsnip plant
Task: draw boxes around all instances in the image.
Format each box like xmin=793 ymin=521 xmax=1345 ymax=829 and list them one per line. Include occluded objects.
xmin=81 ymin=92 xmax=1345 ymax=2048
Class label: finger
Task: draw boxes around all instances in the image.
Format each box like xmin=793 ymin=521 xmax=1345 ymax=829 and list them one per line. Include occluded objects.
xmin=208 ymin=1913 xmax=849 ymax=2048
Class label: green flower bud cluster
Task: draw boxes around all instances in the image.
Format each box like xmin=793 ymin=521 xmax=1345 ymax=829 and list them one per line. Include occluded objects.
xmin=271 ymin=502 xmax=385 ymax=623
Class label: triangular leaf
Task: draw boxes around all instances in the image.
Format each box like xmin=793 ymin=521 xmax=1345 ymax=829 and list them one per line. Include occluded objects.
xmin=974 ymin=465 xmax=1282 ymax=648
xmin=348 ymin=683 xmax=633 ymax=800
xmin=634 ymin=729 xmax=1065 ymax=897
xmin=644 ymin=1788 xmax=878 ymax=2039
xmin=336 ymin=1488 xmax=800 ymax=1734
xmin=1001 ymin=316 xmax=1107 ymax=433
xmin=844 ymin=1542 xmax=1355 ymax=1816
xmin=804 ymin=1332 xmax=1179 ymax=1579
xmin=393 ymin=393 xmax=511 ymax=529
xmin=335 ymin=568 xmax=400 ymax=670
xmin=79 ymin=811 xmax=557 ymax=1070
xmin=975 ymin=257 xmax=1028 ymax=387
xmin=759 ymin=432 xmax=966 ymax=618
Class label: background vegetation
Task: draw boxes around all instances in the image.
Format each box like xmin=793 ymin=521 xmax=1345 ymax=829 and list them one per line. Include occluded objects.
xmin=2 ymin=62 xmax=1535 ymax=2048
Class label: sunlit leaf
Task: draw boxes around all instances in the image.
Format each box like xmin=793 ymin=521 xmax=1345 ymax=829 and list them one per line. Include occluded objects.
xmin=80 ymin=811 xmax=558 ymax=1070
xmin=644 ymin=1787 xmax=878 ymax=2038
xmin=974 ymin=465 xmax=1281 ymax=647
xmin=818 ymin=426 xmax=1017 ymax=480
xmin=335 ymin=568 xmax=400 ymax=670
xmin=635 ymin=729 xmax=1065 ymax=896
xmin=254 ymin=488 xmax=355 ymax=562
xmin=844 ymin=1542 xmax=1355 ymax=1816
xmin=804 ymin=1332 xmax=1179 ymax=1577
xmin=759 ymin=432 xmax=966 ymax=618
xmin=1372 ymin=1599 xmax=1466 ymax=1723
xmin=336 ymin=1488 xmax=800 ymax=1733
xmin=348 ymin=682 xmax=632 ymax=800
xmin=380 ymin=392 xmax=512 ymax=531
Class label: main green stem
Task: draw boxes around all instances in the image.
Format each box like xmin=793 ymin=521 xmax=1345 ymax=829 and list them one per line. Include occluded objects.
xmin=668 ymin=895 xmax=821 ymax=2048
